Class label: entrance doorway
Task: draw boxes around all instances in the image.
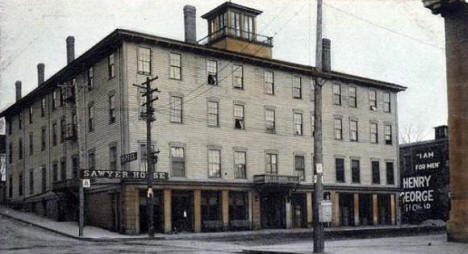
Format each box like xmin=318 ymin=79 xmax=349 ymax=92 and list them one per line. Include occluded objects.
xmin=260 ymin=193 xmax=286 ymax=229
xmin=339 ymin=193 xmax=354 ymax=226
xmin=359 ymin=194 xmax=373 ymax=226
xmin=291 ymin=193 xmax=306 ymax=228
xmin=139 ymin=190 xmax=163 ymax=233
xmin=172 ymin=191 xmax=193 ymax=232
xmin=378 ymin=194 xmax=391 ymax=225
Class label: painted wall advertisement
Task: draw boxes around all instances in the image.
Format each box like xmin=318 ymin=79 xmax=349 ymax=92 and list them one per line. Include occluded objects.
xmin=400 ymin=146 xmax=449 ymax=222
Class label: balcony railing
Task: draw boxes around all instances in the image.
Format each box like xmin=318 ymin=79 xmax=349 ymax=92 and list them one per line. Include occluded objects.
xmin=253 ymin=174 xmax=300 ymax=185
xmin=198 ymin=26 xmax=273 ymax=47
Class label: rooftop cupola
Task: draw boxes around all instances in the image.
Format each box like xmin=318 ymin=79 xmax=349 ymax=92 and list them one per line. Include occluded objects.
xmin=200 ymin=2 xmax=273 ymax=58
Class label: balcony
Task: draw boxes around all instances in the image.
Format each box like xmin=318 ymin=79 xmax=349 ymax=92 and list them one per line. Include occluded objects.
xmin=253 ymin=174 xmax=299 ymax=192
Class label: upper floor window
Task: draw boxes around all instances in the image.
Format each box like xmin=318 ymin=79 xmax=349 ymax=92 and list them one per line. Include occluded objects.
xmin=294 ymin=112 xmax=303 ymax=136
xmin=41 ymin=167 xmax=46 ymax=193
xmin=8 ymin=143 xmax=12 ymax=163
xmin=52 ymin=122 xmax=57 ymax=146
xmin=87 ymin=67 xmax=94 ymax=90
xmin=18 ymin=113 xmax=22 ymax=130
xmin=109 ymin=94 xmax=116 ymax=124
xmin=231 ymin=12 xmax=241 ymax=36
xmin=372 ymin=161 xmax=380 ymax=184
xmin=52 ymin=90 xmax=57 ymax=110
xmin=234 ymin=151 xmax=246 ymax=179
xmin=29 ymin=106 xmax=33 ymax=124
xmin=335 ymin=158 xmax=345 ymax=183
xmin=265 ymin=108 xmax=275 ymax=133
xmin=108 ymin=53 xmax=115 ymax=79
xmin=384 ymin=124 xmax=393 ymax=145
xmin=18 ymin=172 xmax=23 ymax=196
xmin=88 ymin=103 xmax=95 ymax=132
xmin=137 ymin=47 xmax=151 ymax=75
xmin=233 ymin=64 xmax=243 ymax=89
xmin=72 ymin=156 xmax=79 ymax=179
xmin=383 ymin=92 xmax=391 ymax=113
xmin=207 ymin=101 xmax=219 ymax=127
xmin=29 ymin=169 xmax=34 ymax=195
xmin=208 ymin=149 xmax=221 ymax=178
xmin=295 ymin=155 xmax=305 ymax=181
xmin=333 ymin=84 xmax=341 ymax=105
xmin=109 ymin=145 xmax=117 ymax=171
xmin=242 ymin=15 xmax=254 ymax=40
xmin=60 ymin=117 xmax=66 ymax=143
xmin=171 ymin=146 xmax=185 ymax=177
xmin=53 ymin=162 xmax=58 ymax=182
xmin=29 ymin=132 xmax=33 ymax=155
xmin=233 ymin=104 xmax=245 ymax=129
xmin=18 ymin=138 xmax=23 ymax=160
xmin=41 ymin=97 xmax=46 ymax=117
xmin=88 ymin=150 xmax=96 ymax=170
xmin=370 ymin=122 xmax=378 ymax=144
xmin=351 ymin=159 xmax=360 ymax=183
xmin=170 ymin=96 xmax=183 ymax=123
xmin=59 ymin=87 xmax=64 ymax=107
xmin=266 ymin=153 xmax=278 ymax=174
xmin=41 ymin=127 xmax=46 ymax=151
xmin=60 ymin=158 xmax=66 ymax=181
xmin=386 ymin=162 xmax=395 ymax=185
xmin=264 ymin=71 xmax=274 ymax=95
xmin=334 ymin=118 xmax=343 ymax=140
xmin=292 ymin=76 xmax=302 ymax=99
xmin=369 ymin=90 xmax=377 ymax=111
xmin=169 ymin=53 xmax=181 ymax=80
xmin=348 ymin=87 xmax=357 ymax=107
xmin=207 ymin=60 xmax=217 ymax=85
xmin=350 ymin=120 xmax=358 ymax=142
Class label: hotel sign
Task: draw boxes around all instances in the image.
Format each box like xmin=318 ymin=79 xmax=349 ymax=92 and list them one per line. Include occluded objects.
xmin=80 ymin=169 xmax=168 ymax=180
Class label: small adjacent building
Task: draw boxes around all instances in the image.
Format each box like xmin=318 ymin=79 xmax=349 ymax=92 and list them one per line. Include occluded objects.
xmin=399 ymin=125 xmax=449 ymax=224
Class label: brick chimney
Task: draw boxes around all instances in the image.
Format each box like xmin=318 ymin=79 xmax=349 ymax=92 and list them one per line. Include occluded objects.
xmin=37 ymin=63 xmax=45 ymax=86
xmin=66 ymin=36 xmax=75 ymax=64
xmin=15 ymin=81 xmax=22 ymax=101
xmin=322 ymin=38 xmax=331 ymax=72
xmin=183 ymin=5 xmax=197 ymax=44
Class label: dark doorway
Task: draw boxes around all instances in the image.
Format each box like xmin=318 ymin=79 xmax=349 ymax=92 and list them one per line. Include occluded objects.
xmin=260 ymin=193 xmax=286 ymax=229
xmin=378 ymin=194 xmax=391 ymax=225
xmin=201 ymin=191 xmax=222 ymax=232
xmin=139 ymin=190 xmax=163 ymax=234
xmin=172 ymin=190 xmax=193 ymax=232
xmin=359 ymin=194 xmax=373 ymax=226
xmin=229 ymin=191 xmax=249 ymax=230
xmin=339 ymin=193 xmax=354 ymax=226
xmin=291 ymin=193 xmax=307 ymax=228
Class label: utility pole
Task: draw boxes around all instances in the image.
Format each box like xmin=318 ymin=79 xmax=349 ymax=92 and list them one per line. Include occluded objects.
xmin=134 ymin=76 xmax=159 ymax=237
xmin=313 ymin=0 xmax=324 ymax=252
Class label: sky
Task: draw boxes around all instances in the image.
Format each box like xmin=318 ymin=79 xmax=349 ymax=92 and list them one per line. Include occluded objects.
xmin=0 ymin=0 xmax=447 ymax=141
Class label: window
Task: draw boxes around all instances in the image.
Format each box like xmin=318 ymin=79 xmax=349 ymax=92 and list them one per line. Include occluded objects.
xmin=109 ymin=145 xmax=117 ymax=171
xmin=41 ymin=97 xmax=46 ymax=117
xmin=41 ymin=167 xmax=46 ymax=193
xmin=233 ymin=64 xmax=243 ymax=89
xmin=207 ymin=101 xmax=219 ymax=127
xmin=137 ymin=47 xmax=151 ymax=75
xmin=295 ymin=155 xmax=305 ymax=181
xmin=52 ymin=90 xmax=57 ymax=110
xmin=264 ymin=71 xmax=274 ymax=95
xmin=372 ymin=161 xmax=380 ymax=184
xmin=8 ymin=143 xmax=12 ymax=163
xmin=370 ymin=122 xmax=378 ymax=144
xmin=29 ymin=169 xmax=34 ymax=195
xmin=53 ymin=162 xmax=58 ymax=182
xmin=234 ymin=151 xmax=246 ymax=179
xmin=29 ymin=132 xmax=33 ymax=155
xmin=242 ymin=15 xmax=254 ymax=39
xmin=170 ymin=96 xmax=183 ymax=123
xmin=208 ymin=149 xmax=221 ymax=178
xmin=8 ymin=120 xmax=11 ymax=135
xmin=169 ymin=53 xmax=181 ymax=80
xmin=266 ymin=153 xmax=278 ymax=174
xmin=72 ymin=156 xmax=79 ymax=179
xmin=52 ymin=122 xmax=57 ymax=146
xmin=171 ymin=147 xmax=185 ymax=177
xmin=265 ymin=109 xmax=275 ymax=133
xmin=207 ymin=60 xmax=217 ymax=85
xmin=87 ymin=66 xmax=94 ymax=90
xmin=232 ymin=12 xmax=241 ymax=36
xmin=310 ymin=113 xmax=315 ymax=137
xmin=292 ymin=76 xmax=302 ymax=99
xmin=384 ymin=125 xmax=392 ymax=145
xmin=88 ymin=103 xmax=95 ymax=132
xmin=109 ymin=94 xmax=116 ymax=124
xmin=60 ymin=158 xmax=66 ymax=181
xmin=8 ymin=175 xmax=12 ymax=198
xmin=383 ymin=93 xmax=391 ymax=113
xmin=351 ymin=159 xmax=360 ymax=183
xmin=294 ymin=112 xmax=303 ymax=136
xmin=335 ymin=158 xmax=345 ymax=183
xmin=349 ymin=87 xmax=357 ymax=107
xmin=333 ymin=84 xmax=341 ymax=105
xmin=334 ymin=118 xmax=343 ymax=140
xmin=108 ymin=53 xmax=115 ymax=79
xmin=350 ymin=120 xmax=358 ymax=142
xmin=18 ymin=138 xmax=23 ymax=160
xmin=88 ymin=150 xmax=96 ymax=170
xmin=386 ymin=162 xmax=394 ymax=185
xmin=369 ymin=90 xmax=377 ymax=110
xmin=233 ymin=104 xmax=245 ymax=129
xmin=18 ymin=113 xmax=22 ymax=130
xmin=29 ymin=106 xmax=33 ymax=124
xmin=59 ymin=87 xmax=64 ymax=107
xmin=41 ymin=127 xmax=46 ymax=151
xmin=60 ymin=117 xmax=66 ymax=143
xmin=19 ymin=173 xmax=23 ymax=196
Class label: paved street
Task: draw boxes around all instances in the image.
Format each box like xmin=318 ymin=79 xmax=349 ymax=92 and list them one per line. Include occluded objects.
xmin=1 ymin=215 xmax=467 ymax=254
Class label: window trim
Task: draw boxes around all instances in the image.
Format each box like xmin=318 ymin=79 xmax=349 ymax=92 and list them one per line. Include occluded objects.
xmin=208 ymin=148 xmax=222 ymax=178
xmin=108 ymin=53 xmax=115 ymax=79
xmin=170 ymin=145 xmax=186 ymax=177
xmin=292 ymin=76 xmax=302 ymax=99
xmin=169 ymin=52 xmax=182 ymax=80
xmin=137 ymin=47 xmax=152 ymax=75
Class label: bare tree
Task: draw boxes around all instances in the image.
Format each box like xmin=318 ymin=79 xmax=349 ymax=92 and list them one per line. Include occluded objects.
xmin=399 ymin=123 xmax=428 ymax=144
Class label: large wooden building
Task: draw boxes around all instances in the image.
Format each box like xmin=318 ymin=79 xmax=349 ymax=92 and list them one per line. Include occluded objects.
xmin=1 ymin=2 xmax=406 ymax=234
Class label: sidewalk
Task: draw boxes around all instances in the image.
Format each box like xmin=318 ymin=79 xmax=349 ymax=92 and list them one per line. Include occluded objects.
xmin=0 ymin=206 xmax=445 ymax=242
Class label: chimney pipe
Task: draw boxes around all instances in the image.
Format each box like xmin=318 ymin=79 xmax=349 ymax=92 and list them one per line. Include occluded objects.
xmin=183 ymin=5 xmax=197 ymax=44
xmin=66 ymin=36 xmax=75 ymax=64
xmin=37 ymin=63 xmax=45 ymax=86
xmin=15 ymin=81 xmax=22 ymax=101
xmin=322 ymin=38 xmax=331 ymax=72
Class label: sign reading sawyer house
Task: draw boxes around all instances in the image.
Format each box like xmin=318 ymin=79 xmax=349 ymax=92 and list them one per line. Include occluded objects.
xmin=400 ymin=146 xmax=449 ymax=223
xmin=81 ymin=169 xmax=168 ymax=180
